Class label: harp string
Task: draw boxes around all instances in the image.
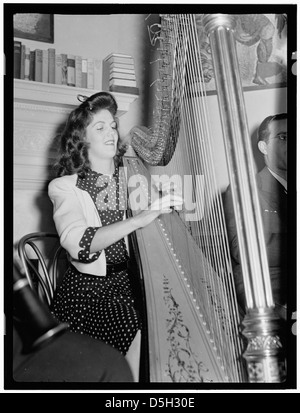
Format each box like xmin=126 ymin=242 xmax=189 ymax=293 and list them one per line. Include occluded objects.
xmin=195 ymin=13 xmax=244 ymax=379
xmin=183 ymin=14 xmax=243 ymax=379
xmin=177 ymin=16 xmax=222 ymax=346
xmin=154 ymin=14 xmax=243 ymax=380
xmin=185 ymin=14 xmax=225 ymax=361
xmin=129 ymin=13 xmax=246 ymax=381
xmin=190 ymin=13 xmax=244 ymax=379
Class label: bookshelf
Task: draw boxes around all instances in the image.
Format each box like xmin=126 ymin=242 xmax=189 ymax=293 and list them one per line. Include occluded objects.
xmin=14 ymin=79 xmax=138 ymax=116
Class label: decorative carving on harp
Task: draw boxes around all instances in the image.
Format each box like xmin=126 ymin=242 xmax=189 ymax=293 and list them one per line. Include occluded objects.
xmin=123 ymin=14 xmax=286 ymax=383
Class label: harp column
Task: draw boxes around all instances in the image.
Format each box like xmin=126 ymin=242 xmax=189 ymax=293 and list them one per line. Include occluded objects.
xmin=202 ymin=14 xmax=286 ymax=383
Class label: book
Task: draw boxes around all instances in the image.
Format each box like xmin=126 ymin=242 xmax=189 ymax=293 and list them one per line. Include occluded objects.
xmin=24 ymin=47 xmax=30 ymax=81
xmin=67 ymin=54 xmax=75 ymax=86
xmin=104 ymin=53 xmax=134 ymax=65
xmin=55 ymin=54 xmax=62 ymax=85
xmin=109 ymin=66 xmax=135 ymax=75
xmin=110 ymin=71 xmax=136 ymax=80
xmin=34 ymin=49 xmax=43 ymax=82
xmin=109 ymin=62 xmax=135 ymax=70
xmin=105 ymin=52 xmax=134 ymax=59
xmin=93 ymin=58 xmax=102 ymax=91
xmin=102 ymin=56 xmax=136 ymax=91
xmin=87 ymin=58 xmax=94 ymax=89
xmin=61 ymin=53 xmax=68 ymax=85
xmin=81 ymin=58 xmax=87 ymax=88
xmin=20 ymin=44 xmax=25 ymax=80
xmin=48 ymin=48 xmax=56 ymax=84
xmin=109 ymin=84 xmax=139 ymax=95
xmin=102 ymin=59 xmax=111 ymax=91
xmin=109 ymin=78 xmax=137 ymax=87
xmin=75 ymin=55 xmax=82 ymax=88
xmin=29 ymin=50 xmax=35 ymax=81
xmin=14 ymin=41 xmax=22 ymax=79
xmin=42 ymin=49 xmax=49 ymax=83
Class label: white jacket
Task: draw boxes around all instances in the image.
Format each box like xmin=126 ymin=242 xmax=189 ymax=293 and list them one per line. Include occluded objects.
xmin=48 ymin=174 xmax=128 ymax=277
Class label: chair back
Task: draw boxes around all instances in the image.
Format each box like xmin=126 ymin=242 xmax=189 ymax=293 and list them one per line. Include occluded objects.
xmin=17 ymin=232 xmax=67 ymax=306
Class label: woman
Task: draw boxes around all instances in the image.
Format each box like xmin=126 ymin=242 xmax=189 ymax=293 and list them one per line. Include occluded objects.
xmin=48 ymin=92 xmax=182 ymax=379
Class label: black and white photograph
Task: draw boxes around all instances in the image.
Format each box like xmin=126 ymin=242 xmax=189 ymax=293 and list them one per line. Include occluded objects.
xmin=3 ymin=1 xmax=298 ymax=397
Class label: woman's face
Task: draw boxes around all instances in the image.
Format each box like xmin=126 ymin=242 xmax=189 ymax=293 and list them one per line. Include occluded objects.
xmin=85 ymin=109 xmax=118 ymax=164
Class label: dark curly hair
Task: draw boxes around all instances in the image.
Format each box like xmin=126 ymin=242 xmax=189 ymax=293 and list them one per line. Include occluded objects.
xmin=53 ymin=91 xmax=127 ymax=177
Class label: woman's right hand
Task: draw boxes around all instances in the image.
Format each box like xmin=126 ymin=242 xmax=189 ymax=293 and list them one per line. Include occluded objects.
xmin=133 ymin=193 xmax=184 ymax=229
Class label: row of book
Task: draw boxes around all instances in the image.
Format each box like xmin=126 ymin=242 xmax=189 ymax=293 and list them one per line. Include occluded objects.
xmin=14 ymin=40 xmax=102 ymax=90
xmin=102 ymin=53 xmax=139 ymax=95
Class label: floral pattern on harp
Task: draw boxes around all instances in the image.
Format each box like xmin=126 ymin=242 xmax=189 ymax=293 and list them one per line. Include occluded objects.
xmin=163 ymin=274 xmax=210 ymax=382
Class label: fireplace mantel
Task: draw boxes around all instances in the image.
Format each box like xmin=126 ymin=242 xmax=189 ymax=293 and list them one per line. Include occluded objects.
xmin=14 ymin=79 xmax=138 ymax=115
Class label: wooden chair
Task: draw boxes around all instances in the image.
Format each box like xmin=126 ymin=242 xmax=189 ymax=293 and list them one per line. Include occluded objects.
xmin=17 ymin=232 xmax=67 ymax=307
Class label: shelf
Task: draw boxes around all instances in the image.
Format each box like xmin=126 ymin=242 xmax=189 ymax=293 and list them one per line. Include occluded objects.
xmin=14 ymin=79 xmax=139 ymax=116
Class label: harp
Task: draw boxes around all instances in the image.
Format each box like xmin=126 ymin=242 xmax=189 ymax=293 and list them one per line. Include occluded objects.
xmin=123 ymin=14 xmax=286 ymax=383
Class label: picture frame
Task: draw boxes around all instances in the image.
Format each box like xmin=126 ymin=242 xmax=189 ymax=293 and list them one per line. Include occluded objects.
xmin=196 ymin=14 xmax=287 ymax=95
xmin=13 ymin=13 xmax=54 ymax=43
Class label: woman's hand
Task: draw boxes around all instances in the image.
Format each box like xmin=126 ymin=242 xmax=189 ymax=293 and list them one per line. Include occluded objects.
xmin=133 ymin=192 xmax=184 ymax=229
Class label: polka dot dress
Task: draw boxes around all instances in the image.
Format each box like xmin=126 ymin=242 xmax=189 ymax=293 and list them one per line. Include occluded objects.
xmin=51 ymin=168 xmax=141 ymax=355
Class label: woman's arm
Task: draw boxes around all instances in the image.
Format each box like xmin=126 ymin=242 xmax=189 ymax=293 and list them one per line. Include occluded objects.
xmin=49 ymin=176 xmax=183 ymax=256
xmin=49 ymin=177 xmax=96 ymax=260
xmin=90 ymin=193 xmax=183 ymax=253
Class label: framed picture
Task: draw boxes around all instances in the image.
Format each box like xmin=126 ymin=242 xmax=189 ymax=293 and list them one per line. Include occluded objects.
xmin=196 ymin=14 xmax=287 ymax=94
xmin=13 ymin=13 xmax=54 ymax=43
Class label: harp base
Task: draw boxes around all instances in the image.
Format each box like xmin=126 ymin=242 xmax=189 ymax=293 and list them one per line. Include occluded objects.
xmin=242 ymin=308 xmax=286 ymax=383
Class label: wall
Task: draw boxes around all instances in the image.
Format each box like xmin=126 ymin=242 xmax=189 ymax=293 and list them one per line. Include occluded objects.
xmin=13 ymin=14 xmax=287 ymax=245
